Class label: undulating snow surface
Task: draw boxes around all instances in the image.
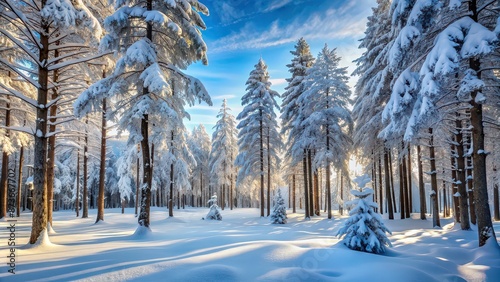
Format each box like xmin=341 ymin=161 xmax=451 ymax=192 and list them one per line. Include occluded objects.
xmin=1 ymin=208 xmax=500 ymax=281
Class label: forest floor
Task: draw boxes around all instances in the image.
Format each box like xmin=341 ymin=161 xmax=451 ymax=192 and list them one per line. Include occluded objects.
xmin=1 ymin=207 xmax=500 ymax=281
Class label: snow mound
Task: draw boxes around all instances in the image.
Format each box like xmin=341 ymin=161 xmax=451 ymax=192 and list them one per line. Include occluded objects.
xmin=172 ymin=264 xmax=239 ymax=281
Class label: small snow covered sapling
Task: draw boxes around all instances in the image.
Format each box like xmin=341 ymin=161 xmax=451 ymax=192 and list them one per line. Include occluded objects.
xmin=206 ymin=194 xmax=222 ymax=221
xmin=270 ymin=189 xmax=287 ymax=224
xmin=337 ymin=175 xmax=392 ymax=254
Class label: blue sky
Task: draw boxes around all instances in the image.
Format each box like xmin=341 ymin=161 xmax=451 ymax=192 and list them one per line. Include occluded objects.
xmin=185 ymin=0 xmax=376 ymax=134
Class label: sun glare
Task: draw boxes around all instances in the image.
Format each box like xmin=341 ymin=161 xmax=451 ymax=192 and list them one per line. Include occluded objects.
xmin=348 ymin=157 xmax=363 ymax=176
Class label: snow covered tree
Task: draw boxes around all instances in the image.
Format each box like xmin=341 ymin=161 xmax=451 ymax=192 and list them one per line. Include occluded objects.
xmin=382 ymin=0 xmax=499 ymax=246
xmin=1 ymin=0 xmax=104 ymax=244
xmin=297 ymin=45 xmax=353 ymax=219
xmin=236 ymin=58 xmax=280 ymax=217
xmin=205 ymin=194 xmax=222 ymax=221
xmin=74 ymin=0 xmax=211 ymax=231
xmin=188 ymin=124 xmax=211 ymax=207
xmin=337 ymin=174 xmax=392 ymax=254
xmin=270 ymin=189 xmax=287 ymax=224
xmin=280 ymin=38 xmax=315 ymax=219
xmin=210 ymin=100 xmax=238 ymax=210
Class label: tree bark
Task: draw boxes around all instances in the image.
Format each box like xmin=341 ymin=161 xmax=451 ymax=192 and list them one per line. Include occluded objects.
xmin=429 ymin=128 xmax=440 ymax=228
xmin=308 ymin=150 xmax=314 ymax=217
xmin=96 ymin=97 xmax=107 ymax=223
xmin=399 ymin=154 xmax=405 ymax=219
xmin=384 ymin=148 xmax=394 ymax=220
xmin=267 ymin=128 xmax=271 ymax=217
xmin=303 ymin=152 xmax=310 ymax=219
xmin=259 ymin=108 xmax=264 ymax=217
xmin=417 ymin=145 xmax=426 ymax=219
xmin=30 ymin=15 xmax=50 ymax=244
xmin=455 ymin=115 xmax=470 ymax=229
xmin=292 ymin=174 xmax=296 ymax=213
xmin=407 ymin=145 xmax=413 ymax=213
xmin=0 ymin=102 xmax=9 ymax=219
xmin=16 ymin=146 xmax=24 ymax=217
xmin=76 ymin=146 xmax=80 ymax=217
xmin=169 ymin=131 xmax=174 ymax=217
xmin=402 ymin=149 xmax=410 ymax=218
xmin=389 ymin=150 xmax=397 ymax=213
xmin=450 ymin=143 xmax=459 ymax=222
xmin=82 ymin=117 xmax=89 ymax=218
xmin=378 ymin=154 xmax=383 ymax=214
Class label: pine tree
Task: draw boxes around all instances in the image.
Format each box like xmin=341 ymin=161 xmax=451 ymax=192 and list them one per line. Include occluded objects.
xmin=236 ymin=58 xmax=280 ymax=217
xmin=280 ymin=38 xmax=314 ymax=219
xmin=74 ymin=0 xmax=211 ymax=231
xmin=270 ymin=189 xmax=287 ymax=224
xmin=205 ymin=194 xmax=222 ymax=221
xmin=337 ymin=175 xmax=391 ymax=254
xmin=297 ymin=45 xmax=353 ymax=219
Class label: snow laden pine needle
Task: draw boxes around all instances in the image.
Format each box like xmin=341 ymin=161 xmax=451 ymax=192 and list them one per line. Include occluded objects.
xmin=270 ymin=189 xmax=287 ymax=224
xmin=337 ymin=175 xmax=391 ymax=254
xmin=206 ymin=194 xmax=222 ymax=221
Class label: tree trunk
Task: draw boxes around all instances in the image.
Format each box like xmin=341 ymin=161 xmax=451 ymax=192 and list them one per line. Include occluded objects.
xmin=303 ymin=152 xmax=310 ymax=219
xmin=407 ymin=145 xmax=413 ymax=213
xmin=429 ymin=128 xmax=440 ymax=228
xmin=230 ymin=174 xmax=234 ymax=210
xmin=308 ymin=150 xmax=314 ymax=217
xmin=82 ymin=118 xmax=89 ymax=218
xmin=402 ymin=148 xmax=410 ymax=218
xmin=96 ymin=97 xmax=107 ymax=223
xmin=377 ymin=154 xmax=383 ymax=214
xmin=0 ymin=98 xmax=10 ymax=219
xmin=292 ymin=174 xmax=296 ymax=213
xmin=389 ymin=150 xmax=397 ymax=213
xmin=417 ymin=145 xmax=426 ymax=219
xmin=222 ymin=183 xmax=225 ymax=210
xmin=16 ymin=146 xmax=24 ymax=217
xmin=29 ymin=18 xmax=50 ymax=244
xmin=326 ymin=163 xmax=332 ymax=219
xmin=450 ymin=143 xmax=459 ymax=222
xmin=455 ymin=115 xmax=470 ymax=229
xmin=340 ymin=172 xmax=344 ymax=215
xmin=314 ymin=169 xmax=320 ymax=216
xmin=469 ymin=0 xmax=496 ymax=246
xmin=76 ymin=146 xmax=80 ymax=217
xmin=259 ymin=109 xmax=264 ymax=217
xmin=169 ymin=131 xmax=174 ymax=217
xmin=135 ymin=149 xmax=139 ymax=216
xmin=267 ymin=128 xmax=271 ymax=217
xmin=46 ymin=52 xmax=59 ymax=227
xmin=384 ymin=148 xmax=394 ymax=220
xmin=399 ymin=154 xmax=405 ymax=219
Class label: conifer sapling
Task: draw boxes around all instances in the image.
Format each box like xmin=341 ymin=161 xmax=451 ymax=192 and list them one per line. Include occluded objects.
xmin=337 ymin=174 xmax=391 ymax=254
xmin=270 ymin=189 xmax=287 ymax=224
xmin=206 ymin=194 xmax=222 ymax=221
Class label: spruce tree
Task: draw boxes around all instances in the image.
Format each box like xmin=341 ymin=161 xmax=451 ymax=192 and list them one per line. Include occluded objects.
xmin=270 ymin=189 xmax=287 ymax=224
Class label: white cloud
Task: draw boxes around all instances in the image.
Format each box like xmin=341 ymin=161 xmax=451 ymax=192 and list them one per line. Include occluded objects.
xmin=210 ymin=0 xmax=373 ymax=53
xmin=269 ymin=78 xmax=287 ymax=86
xmin=212 ymin=94 xmax=237 ymax=100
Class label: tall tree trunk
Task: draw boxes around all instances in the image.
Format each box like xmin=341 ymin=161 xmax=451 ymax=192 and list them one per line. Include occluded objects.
xmin=429 ymin=128 xmax=440 ymax=228
xmin=384 ymin=148 xmax=394 ymax=220
xmin=378 ymin=154 xmax=383 ymax=214
xmin=399 ymin=154 xmax=405 ymax=219
xmin=494 ymin=167 xmax=499 ymax=221
xmin=407 ymin=145 xmax=413 ymax=213
xmin=326 ymin=163 xmax=332 ymax=219
xmin=389 ymin=150 xmax=397 ymax=213
xmin=292 ymin=174 xmax=296 ymax=213
xmin=455 ymin=115 xmax=470 ymax=229
xmin=303 ymin=152 xmax=310 ymax=219
xmin=417 ymin=145 xmax=426 ymax=219
xmin=75 ymin=146 xmax=80 ymax=217
xmin=267 ymin=129 xmax=271 ymax=217
xmin=200 ymin=169 xmax=203 ymax=208
xmin=466 ymin=155 xmax=476 ymax=225
xmin=259 ymin=109 xmax=264 ymax=217
xmin=372 ymin=151 xmax=377 ymax=210
xmin=230 ymin=174 xmax=234 ymax=210
xmin=30 ymin=17 xmax=50 ymax=244
xmin=402 ymin=148 xmax=410 ymax=218
xmin=82 ymin=118 xmax=89 ymax=218
xmin=308 ymin=150 xmax=314 ymax=217
xmin=314 ymin=169 xmax=320 ymax=216
xmin=16 ymin=146 xmax=24 ymax=217
xmin=169 ymin=131 xmax=174 ymax=217
xmin=340 ymin=172 xmax=344 ymax=215
xmin=137 ymin=0 xmax=153 ymax=229
xmin=222 ymin=183 xmax=225 ymax=210
xmin=96 ymin=97 xmax=107 ymax=224
xmin=450 ymin=143 xmax=459 ymax=222
xmin=0 ymin=99 xmax=9 ymax=219
xmin=46 ymin=49 xmax=59 ymax=227
xmin=135 ymin=148 xmax=139 ymax=216
xmin=468 ymin=0 xmax=496 ymax=247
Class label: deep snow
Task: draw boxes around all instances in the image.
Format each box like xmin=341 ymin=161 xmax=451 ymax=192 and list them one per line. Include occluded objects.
xmin=1 ymin=207 xmax=500 ymax=281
